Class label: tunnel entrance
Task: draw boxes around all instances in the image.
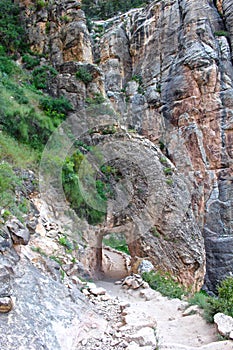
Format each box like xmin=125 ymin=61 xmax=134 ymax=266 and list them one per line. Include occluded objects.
xmin=102 ymin=232 xmax=131 ymax=280
xmin=92 ymin=227 xmax=143 ymax=281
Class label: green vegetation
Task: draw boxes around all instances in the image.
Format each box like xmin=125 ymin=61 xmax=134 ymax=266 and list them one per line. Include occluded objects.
xmin=163 ymin=167 xmax=173 ymax=176
xmin=131 ymin=74 xmax=143 ymax=85
xmin=76 ymin=67 xmax=93 ymax=84
xmin=142 ymin=271 xmax=187 ymax=299
xmin=36 ymin=0 xmax=47 ymax=11
xmin=22 ymin=54 xmax=40 ymax=70
xmin=188 ymin=290 xmax=209 ymax=309
xmin=0 ymin=0 xmax=28 ymax=54
xmin=0 ymin=132 xmax=38 ymax=168
xmin=31 ymin=246 xmax=47 ymax=257
xmin=159 ymin=140 xmax=165 ymax=151
xmin=60 ymin=268 xmax=65 ymax=281
xmin=49 ymin=255 xmax=63 ymax=265
xmin=82 ymin=0 xmax=151 ymax=20
xmin=103 ymin=234 xmax=130 ymax=254
xmin=0 ymin=54 xmax=19 ymax=74
xmin=86 ymin=93 xmax=106 ymax=105
xmin=143 ymin=273 xmax=233 ymax=319
xmin=60 ymin=15 xmax=71 ymax=23
xmin=32 ymin=65 xmax=58 ymax=90
xmin=0 ymin=161 xmax=32 ymax=221
xmin=159 ymin=157 xmax=167 ymax=165
xmin=39 ymin=95 xmax=73 ymax=126
xmin=214 ymin=30 xmax=230 ymax=38
xmin=62 ymin=150 xmax=121 ymax=226
xmin=203 ymin=277 xmax=233 ymax=323
xmin=166 ymin=179 xmax=173 ymax=186
xmin=150 ymin=226 xmax=160 ymax=238
xmin=186 ymin=277 xmax=233 ymax=323
xmin=0 ymin=56 xmax=72 ymax=151
xmin=58 ymin=235 xmax=73 ymax=250
xmin=62 ymin=151 xmax=110 ymax=225
xmin=0 ymin=1 xmax=74 ymax=223
xmin=131 ymin=74 xmax=144 ymax=94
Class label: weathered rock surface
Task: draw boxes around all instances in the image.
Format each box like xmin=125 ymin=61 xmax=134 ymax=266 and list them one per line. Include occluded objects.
xmin=0 ymin=256 xmax=106 ymax=350
xmin=95 ymin=0 xmax=233 ymax=291
xmin=20 ymin=0 xmax=233 ymax=291
xmin=214 ymin=312 xmax=233 ymax=339
xmin=223 ymin=0 xmax=233 ymax=60
xmin=22 ymin=0 xmax=92 ymax=65
xmin=7 ymin=219 xmax=30 ymax=245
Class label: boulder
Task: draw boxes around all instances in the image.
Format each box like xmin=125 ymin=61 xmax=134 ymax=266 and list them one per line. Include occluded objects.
xmin=89 ymin=287 xmax=106 ymax=296
xmin=7 ymin=219 xmax=30 ymax=245
xmin=138 ymin=260 xmax=155 ymax=275
xmin=126 ymin=327 xmax=157 ymax=347
xmin=0 ymin=297 xmax=13 ymax=313
xmin=214 ymin=313 xmax=233 ymax=339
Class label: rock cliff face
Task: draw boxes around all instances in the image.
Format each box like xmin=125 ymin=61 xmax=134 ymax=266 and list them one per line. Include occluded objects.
xmin=19 ymin=0 xmax=233 ymax=292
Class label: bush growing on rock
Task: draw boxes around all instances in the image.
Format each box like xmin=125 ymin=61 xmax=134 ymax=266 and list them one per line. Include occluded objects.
xmin=32 ymin=65 xmax=58 ymax=90
xmin=76 ymin=67 xmax=93 ymax=84
xmin=142 ymin=271 xmax=187 ymax=299
xmin=204 ymin=276 xmax=233 ymax=323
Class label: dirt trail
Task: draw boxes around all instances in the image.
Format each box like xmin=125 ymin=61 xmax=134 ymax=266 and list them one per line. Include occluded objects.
xmin=96 ymin=248 xmax=233 ymax=350
xmin=102 ymin=248 xmax=129 ymax=280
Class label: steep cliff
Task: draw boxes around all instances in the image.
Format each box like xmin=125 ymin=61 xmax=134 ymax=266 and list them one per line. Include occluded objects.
xmin=16 ymin=0 xmax=233 ymax=292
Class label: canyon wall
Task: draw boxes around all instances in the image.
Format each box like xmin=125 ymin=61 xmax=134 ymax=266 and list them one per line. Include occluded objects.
xmin=21 ymin=0 xmax=233 ymax=291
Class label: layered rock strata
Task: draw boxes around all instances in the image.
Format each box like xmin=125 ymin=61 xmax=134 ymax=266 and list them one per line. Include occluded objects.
xmin=20 ymin=0 xmax=233 ymax=291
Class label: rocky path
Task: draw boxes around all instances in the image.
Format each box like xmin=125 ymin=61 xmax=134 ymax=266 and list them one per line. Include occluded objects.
xmin=74 ymin=247 xmax=233 ymax=350
xmin=77 ymin=277 xmax=233 ymax=350
xmin=19 ymin=212 xmax=233 ymax=350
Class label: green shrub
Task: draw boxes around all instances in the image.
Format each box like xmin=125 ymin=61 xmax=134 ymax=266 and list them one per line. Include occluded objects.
xmin=36 ymin=0 xmax=46 ymax=10
xmin=103 ymin=234 xmax=130 ymax=254
xmin=188 ymin=290 xmax=209 ymax=309
xmin=0 ymin=132 xmax=37 ymax=167
xmin=142 ymin=271 xmax=187 ymax=299
xmin=1 ymin=106 xmax=51 ymax=150
xmin=22 ymin=54 xmax=40 ymax=70
xmin=0 ymin=0 xmax=28 ymax=54
xmin=39 ymin=95 xmax=73 ymax=115
xmin=2 ymin=78 xmax=29 ymax=104
xmin=62 ymin=151 xmax=114 ymax=225
xmin=187 ymin=277 xmax=233 ymax=323
xmin=204 ymin=276 xmax=233 ymax=322
xmin=0 ymin=56 xmax=19 ymax=75
xmin=31 ymin=246 xmax=47 ymax=257
xmin=166 ymin=179 xmax=173 ymax=186
xmin=32 ymin=65 xmax=58 ymax=90
xmin=163 ymin=167 xmax=173 ymax=175
xmin=214 ymin=30 xmax=230 ymax=37
xmin=76 ymin=67 xmax=93 ymax=84
xmin=159 ymin=140 xmax=165 ymax=150
xmin=60 ymin=15 xmax=71 ymax=23
xmin=159 ymin=157 xmax=167 ymax=165
xmin=0 ymin=162 xmax=30 ymax=220
xmin=86 ymin=93 xmax=105 ymax=105
xmin=58 ymin=235 xmax=73 ymax=250
xmin=132 ymin=74 xmax=143 ymax=85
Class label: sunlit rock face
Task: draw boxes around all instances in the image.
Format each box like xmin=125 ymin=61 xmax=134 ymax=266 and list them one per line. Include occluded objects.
xmin=21 ymin=0 xmax=233 ymax=292
xmin=94 ymin=0 xmax=233 ymax=292
xmin=20 ymin=0 xmax=92 ymax=65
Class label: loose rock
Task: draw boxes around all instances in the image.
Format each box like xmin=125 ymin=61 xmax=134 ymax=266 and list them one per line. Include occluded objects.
xmin=214 ymin=313 xmax=233 ymax=339
xmin=0 ymin=297 xmax=13 ymax=313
